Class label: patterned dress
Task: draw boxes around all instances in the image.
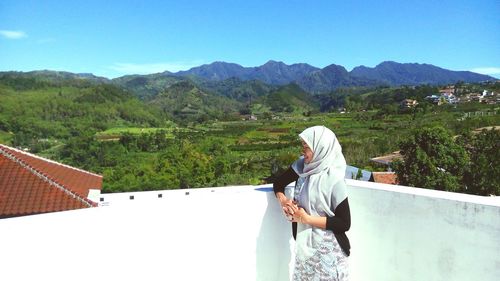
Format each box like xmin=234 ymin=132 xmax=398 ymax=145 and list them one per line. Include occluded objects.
xmin=292 ymin=230 xmax=349 ymax=281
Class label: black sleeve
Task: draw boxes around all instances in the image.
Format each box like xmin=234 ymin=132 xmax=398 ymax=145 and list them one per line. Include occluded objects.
xmin=273 ymin=167 xmax=299 ymax=196
xmin=326 ymin=198 xmax=351 ymax=233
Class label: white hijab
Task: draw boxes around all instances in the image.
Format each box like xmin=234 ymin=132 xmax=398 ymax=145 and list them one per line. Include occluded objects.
xmin=291 ymin=126 xmax=347 ymax=260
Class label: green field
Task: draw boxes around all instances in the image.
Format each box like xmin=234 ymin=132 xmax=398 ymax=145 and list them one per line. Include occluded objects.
xmin=96 ymin=126 xmax=176 ymax=139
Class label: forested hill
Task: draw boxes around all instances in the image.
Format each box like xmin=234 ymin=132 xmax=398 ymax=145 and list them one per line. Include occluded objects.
xmin=0 ymin=70 xmax=109 ymax=90
xmin=148 ymin=80 xmax=241 ymax=123
xmin=0 ymin=71 xmax=322 ymax=127
xmin=260 ymin=83 xmax=319 ymax=113
xmin=197 ymin=77 xmax=277 ymax=102
xmin=111 ymin=72 xmax=183 ymax=101
xmin=0 ymin=73 xmax=166 ymax=150
xmin=111 ymin=70 xmax=279 ymax=103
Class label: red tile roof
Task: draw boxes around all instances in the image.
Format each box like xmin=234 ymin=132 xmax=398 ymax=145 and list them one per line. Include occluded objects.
xmin=372 ymin=172 xmax=399 ymax=185
xmin=0 ymin=144 xmax=102 ymax=218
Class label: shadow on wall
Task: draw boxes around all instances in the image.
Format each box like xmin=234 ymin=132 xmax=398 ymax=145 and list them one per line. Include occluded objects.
xmin=255 ymin=188 xmax=295 ymax=281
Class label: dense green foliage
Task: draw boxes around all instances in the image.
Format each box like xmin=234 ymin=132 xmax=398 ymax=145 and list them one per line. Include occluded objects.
xmin=394 ymin=127 xmax=499 ymax=195
xmin=458 ymin=129 xmax=500 ymax=195
xmin=393 ymin=127 xmax=469 ymax=192
xmin=1 ymin=72 xmax=498 ymax=196
xmin=56 ymin=125 xmax=301 ymax=192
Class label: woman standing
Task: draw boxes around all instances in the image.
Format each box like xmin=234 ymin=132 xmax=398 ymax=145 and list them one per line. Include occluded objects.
xmin=273 ymin=126 xmax=351 ymax=281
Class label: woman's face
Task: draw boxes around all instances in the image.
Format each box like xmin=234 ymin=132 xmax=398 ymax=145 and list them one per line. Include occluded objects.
xmin=301 ymin=140 xmax=313 ymax=164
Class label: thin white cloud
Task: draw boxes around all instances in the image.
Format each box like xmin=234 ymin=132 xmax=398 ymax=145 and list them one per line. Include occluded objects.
xmin=470 ymin=67 xmax=500 ymax=75
xmin=109 ymin=61 xmax=203 ymax=75
xmin=0 ymin=30 xmax=27 ymax=39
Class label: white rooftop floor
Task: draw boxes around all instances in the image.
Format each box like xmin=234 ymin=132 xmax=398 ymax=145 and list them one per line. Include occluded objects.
xmin=1 ymin=180 xmax=499 ymax=281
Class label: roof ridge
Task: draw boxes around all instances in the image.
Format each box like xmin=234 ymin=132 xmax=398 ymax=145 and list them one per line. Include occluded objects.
xmin=0 ymin=144 xmax=103 ymax=178
xmin=0 ymin=146 xmax=94 ymax=207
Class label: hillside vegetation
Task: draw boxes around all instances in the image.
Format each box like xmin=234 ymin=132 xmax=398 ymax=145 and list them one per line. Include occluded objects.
xmin=0 ymin=74 xmax=165 ymax=152
xmin=0 ymin=71 xmax=498 ymax=195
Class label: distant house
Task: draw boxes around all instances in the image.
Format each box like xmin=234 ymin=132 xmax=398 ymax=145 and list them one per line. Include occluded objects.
xmin=400 ymin=99 xmax=418 ymax=109
xmin=242 ymin=114 xmax=258 ymax=121
xmin=481 ymin=90 xmax=498 ymax=104
xmin=0 ymin=144 xmax=102 ymax=218
xmin=425 ymin=93 xmax=456 ymax=105
xmin=460 ymin=93 xmax=474 ymax=103
xmin=468 ymin=93 xmax=483 ymax=102
xmin=425 ymin=94 xmax=441 ymax=104
xmin=441 ymin=92 xmax=458 ymax=104
xmin=461 ymin=90 xmax=498 ymax=104
xmin=439 ymin=86 xmax=455 ymax=95
xmin=370 ymin=151 xmax=403 ymax=171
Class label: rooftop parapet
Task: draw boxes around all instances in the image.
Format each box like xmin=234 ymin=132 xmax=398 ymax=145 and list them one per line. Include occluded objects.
xmin=1 ymin=180 xmax=499 ymax=281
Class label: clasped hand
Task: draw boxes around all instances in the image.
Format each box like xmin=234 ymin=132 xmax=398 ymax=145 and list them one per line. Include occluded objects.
xmin=280 ymin=198 xmax=308 ymax=224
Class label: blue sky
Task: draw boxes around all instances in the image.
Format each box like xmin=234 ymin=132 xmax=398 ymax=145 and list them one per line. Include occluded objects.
xmin=1 ymin=0 xmax=499 ymax=79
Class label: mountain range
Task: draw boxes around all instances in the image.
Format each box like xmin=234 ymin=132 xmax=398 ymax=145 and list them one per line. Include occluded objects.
xmin=173 ymin=60 xmax=319 ymax=85
xmin=0 ymin=61 xmax=497 ymax=128
xmin=350 ymin=61 xmax=493 ymax=86
xmin=170 ymin=60 xmax=494 ymax=93
xmin=1 ymin=61 xmax=496 ymax=116
xmin=2 ymin=61 xmax=495 ymax=96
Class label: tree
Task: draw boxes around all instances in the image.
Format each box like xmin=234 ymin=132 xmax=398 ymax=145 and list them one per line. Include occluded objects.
xmin=60 ymin=134 xmax=100 ymax=171
xmin=458 ymin=129 xmax=500 ymax=195
xmin=393 ymin=127 xmax=468 ymax=192
xmin=374 ymin=104 xmax=398 ymax=119
xmin=344 ymin=95 xmax=362 ymax=112
xmin=156 ymin=140 xmax=215 ymax=189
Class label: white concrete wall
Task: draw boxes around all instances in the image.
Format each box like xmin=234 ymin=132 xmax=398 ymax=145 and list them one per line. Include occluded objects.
xmin=0 ymin=182 xmax=499 ymax=281
xmin=347 ymin=180 xmax=500 ymax=281
xmin=0 ymin=186 xmax=295 ymax=281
